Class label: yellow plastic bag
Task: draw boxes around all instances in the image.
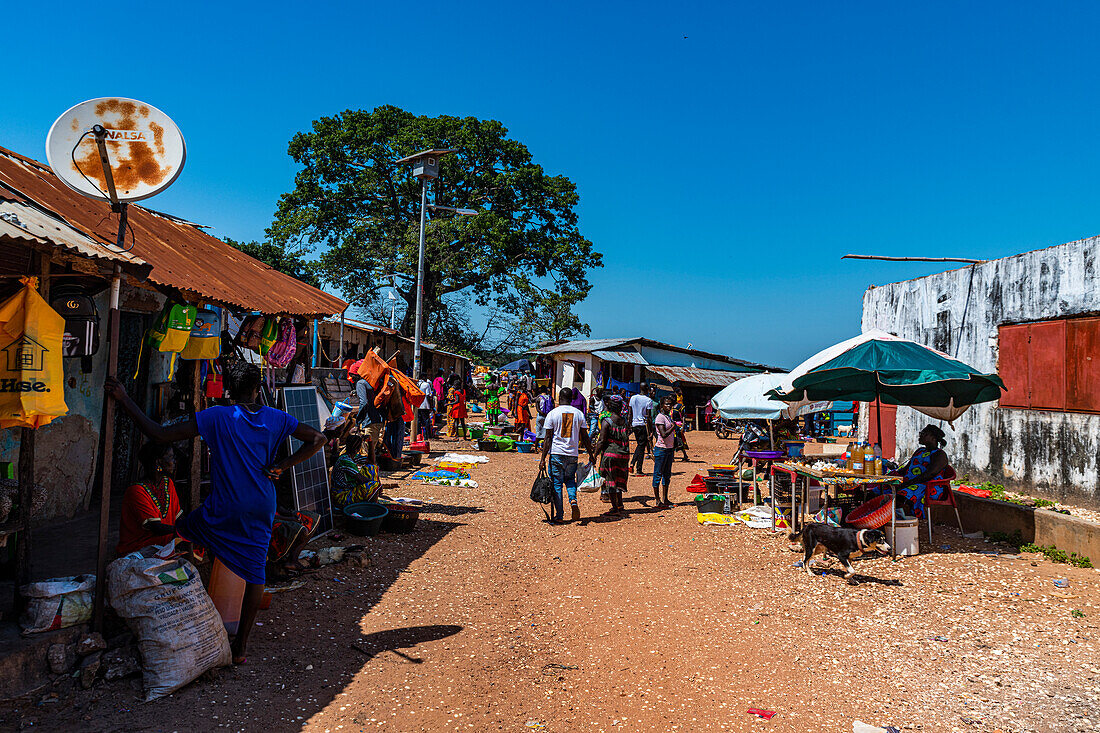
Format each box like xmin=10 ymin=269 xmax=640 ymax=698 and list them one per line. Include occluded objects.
xmin=0 ymin=277 xmax=68 ymax=429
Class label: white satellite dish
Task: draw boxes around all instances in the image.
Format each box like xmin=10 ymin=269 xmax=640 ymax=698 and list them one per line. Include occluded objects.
xmin=46 ymin=97 xmax=186 ymax=203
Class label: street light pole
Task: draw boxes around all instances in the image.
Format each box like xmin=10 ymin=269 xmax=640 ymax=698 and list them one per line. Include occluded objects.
xmin=413 ymin=177 xmax=428 ymax=382
xmin=396 ymin=148 xmax=470 ymax=443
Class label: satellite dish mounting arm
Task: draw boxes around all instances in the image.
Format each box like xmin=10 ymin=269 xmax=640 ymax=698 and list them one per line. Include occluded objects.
xmin=91 ymin=125 xmax=128 ymax=250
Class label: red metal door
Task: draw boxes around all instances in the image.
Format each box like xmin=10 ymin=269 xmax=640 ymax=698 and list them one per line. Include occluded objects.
xmin=1028 ymin=320 xmax=1066 ymax=410
xmin=997 ymin=324 xmax=1030 ymax=407
xmin=866 ymin=400 xmax=898 ymax=461
xmin=1067 ymin=317 xmax=1100 ymax=413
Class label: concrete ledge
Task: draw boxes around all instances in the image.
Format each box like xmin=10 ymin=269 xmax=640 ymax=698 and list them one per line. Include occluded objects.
xmin=934 ymin=493 xmax=1100 ymax=561
xmin=0 ymin=623 xmax=86 ymax=700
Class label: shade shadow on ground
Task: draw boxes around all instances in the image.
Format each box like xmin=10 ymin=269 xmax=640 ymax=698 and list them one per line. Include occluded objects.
xmin=0 ymin=515 xmax=467 ymax=731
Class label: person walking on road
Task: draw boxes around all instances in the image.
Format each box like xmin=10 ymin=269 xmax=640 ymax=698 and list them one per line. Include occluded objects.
xmin=593 ymin=394 xmax=631 ymax=515
xmin=446 ymin=375 xmax=468 ymax=439
xmin=652 ymin=396 xmax=677 ymax=508
xmin=539 ymin=387 xmax=594 ymax=523
xmin=105 ymin=363 xmax=326 ymax=664
xmin=628 ymin=384 xmax=654 ymax=476
xmin=417 ymin=374 xmax=434 ymax=440
xmin=588 ymin=386 xmax=605 ymax=440
xmin=534 ymin=384 xmax=553 ymax=450
xmin=515 ymin=384 xmax=533 ymax=435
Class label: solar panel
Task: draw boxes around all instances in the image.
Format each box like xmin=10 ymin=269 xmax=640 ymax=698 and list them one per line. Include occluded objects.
xmin=279 ymin=386 xmax=333 ymax=534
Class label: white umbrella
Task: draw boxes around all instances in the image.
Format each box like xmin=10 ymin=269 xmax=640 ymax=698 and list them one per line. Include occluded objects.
xmin=710 ymin=372 xmax=833 ymax=420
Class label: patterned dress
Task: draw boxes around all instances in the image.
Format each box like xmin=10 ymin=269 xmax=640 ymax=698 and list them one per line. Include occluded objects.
xmin=599 ymin=418 xmax=631 ymax=498
xmin=872 ymin=447 xmax=946 ymax=518
xmin=330 ymin=450 xmax=382 ymax=509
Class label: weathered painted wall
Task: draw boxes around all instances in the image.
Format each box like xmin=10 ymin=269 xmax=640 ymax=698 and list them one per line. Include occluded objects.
xmin=861 ymin=236 xmax=1100 ymax=507
xmin=0 ymin=284 xmax=169 ymax=521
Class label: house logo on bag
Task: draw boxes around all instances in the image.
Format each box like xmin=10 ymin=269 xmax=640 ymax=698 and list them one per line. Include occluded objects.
xmin=2 ymin=335 xmax=48 ymax=372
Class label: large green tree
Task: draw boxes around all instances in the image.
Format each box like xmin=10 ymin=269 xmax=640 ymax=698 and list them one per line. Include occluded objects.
xmin=267 ymin=105 xmax=601 ymax=354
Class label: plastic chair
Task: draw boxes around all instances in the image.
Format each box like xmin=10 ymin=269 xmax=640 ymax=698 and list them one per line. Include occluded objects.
xmin=924 ymin=466 xmax=962 ymax=541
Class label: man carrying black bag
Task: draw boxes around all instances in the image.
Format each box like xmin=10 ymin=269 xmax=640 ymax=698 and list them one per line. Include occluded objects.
xmin=538 ymin=387 xmax=595 ymax=523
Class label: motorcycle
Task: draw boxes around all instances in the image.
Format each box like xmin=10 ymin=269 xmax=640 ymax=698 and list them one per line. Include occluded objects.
xmin=714 ymin=417 xmax=741 ymax=440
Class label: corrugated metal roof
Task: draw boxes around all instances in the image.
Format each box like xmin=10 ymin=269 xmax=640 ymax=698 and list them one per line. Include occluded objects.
xmin=322 ymin=316 xmax=470 ymax=361
xmin=529 ymin=338 xmax=637 ymax=354
xmin=0 ymin=146 xmax=346 ymax=317
xmin=645 ymin=365 xmax=745 ymax=387
xmin=0 ymin=199 xmax=148 ymax=267
xmin=592 ymin=349 xmax=648 ymax=364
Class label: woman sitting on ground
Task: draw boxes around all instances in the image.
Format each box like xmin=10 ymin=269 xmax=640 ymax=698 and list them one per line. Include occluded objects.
xmin=116 ymin=442 xmax=183 ymax=556
xmin=871 ymin=424 xmax=950 ymax=519
xmin=330 ymin=433 xmax=383 ymax=509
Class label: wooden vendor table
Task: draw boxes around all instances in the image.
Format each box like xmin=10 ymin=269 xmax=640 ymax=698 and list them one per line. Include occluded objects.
xmin=771 ymin=463 xmax=903 ymax=553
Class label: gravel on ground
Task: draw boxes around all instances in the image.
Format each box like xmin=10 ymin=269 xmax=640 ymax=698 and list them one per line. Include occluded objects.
xmin=2 ymin=430 xmax=1098 ymax=733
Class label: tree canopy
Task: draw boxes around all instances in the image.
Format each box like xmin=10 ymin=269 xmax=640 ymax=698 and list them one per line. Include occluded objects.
xmin=267 ymin=105 xmax=601 ymax=356
xmin=223 ymin=237 xmax=322 ymax=289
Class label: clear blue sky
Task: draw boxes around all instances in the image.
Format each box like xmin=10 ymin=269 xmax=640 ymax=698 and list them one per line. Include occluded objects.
xmin=4 ymin=1 xmax=1099 ymax=367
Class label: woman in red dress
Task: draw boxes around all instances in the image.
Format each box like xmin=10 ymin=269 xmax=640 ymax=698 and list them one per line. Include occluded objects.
xmin=447 ymin=375 xmax=468 ymax=438
xmin=116 ymin=443 xmax=183 ymax=556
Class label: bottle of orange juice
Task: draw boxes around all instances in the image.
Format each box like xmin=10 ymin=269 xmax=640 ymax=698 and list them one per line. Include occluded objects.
xmin=851 ymin=442 xmax=865 ymax=473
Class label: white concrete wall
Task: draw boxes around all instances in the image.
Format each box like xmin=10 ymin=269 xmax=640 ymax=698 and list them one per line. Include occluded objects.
xmin=861 ymin=236 xmax=1100 ymax=507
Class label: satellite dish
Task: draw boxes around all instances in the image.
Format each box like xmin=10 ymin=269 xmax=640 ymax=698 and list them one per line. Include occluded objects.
xmin=46 ymin=97 xmax=186 ymax=203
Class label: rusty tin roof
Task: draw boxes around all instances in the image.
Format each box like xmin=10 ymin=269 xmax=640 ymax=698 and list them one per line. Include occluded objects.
xmin=0 ymin=146 xmax=345 ymax=317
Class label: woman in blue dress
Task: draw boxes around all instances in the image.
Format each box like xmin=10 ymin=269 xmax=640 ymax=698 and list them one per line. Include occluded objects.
xmin=873 ymin=424 xmax=950 ymax=519
xmin=106 ymin=362 xmax=326 ymax=664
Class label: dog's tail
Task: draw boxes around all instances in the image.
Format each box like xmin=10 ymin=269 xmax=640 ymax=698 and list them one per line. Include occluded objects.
xmin=787 ymin=530 xmax=802 ymax=542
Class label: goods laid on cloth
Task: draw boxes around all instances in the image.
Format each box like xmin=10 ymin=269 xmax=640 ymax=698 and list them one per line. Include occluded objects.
xmin=107 ymin=542 xmax=231 ymax=701
xmin=846 ymin=494 xmax=894 ymax=530
xmin=767 ymin=329 xmax=1005 ymax=424
xmin=411 ymin=468 xmax=469 ymax=481
xmin=0 ymin=277 xmax=68 ymax=429
xmin=423 ymin=477 xmax=478 ymax=488
xmin=19 ymin=574 xmax=94 ymax=633
xmin=436 ymin=453 xmax=489 ymax=464
xmin=697 ymin=504 xmax=773 ymax=528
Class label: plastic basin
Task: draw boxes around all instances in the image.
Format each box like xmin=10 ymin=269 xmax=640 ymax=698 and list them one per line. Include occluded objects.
xmin=342 ymin=502 xmax=389 ymax=536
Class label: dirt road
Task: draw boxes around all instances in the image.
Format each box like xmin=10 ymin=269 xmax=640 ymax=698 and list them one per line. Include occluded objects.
xmin=4 ymin=431 xmax=1099 ymax=732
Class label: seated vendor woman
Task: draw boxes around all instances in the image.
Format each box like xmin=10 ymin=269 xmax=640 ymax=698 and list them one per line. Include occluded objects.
xmin=116 ymin=442 xmax=183 ymax=556
xmin=871 ymin=424 xmax=950 ymax=519
xmin=330 ymin=433 xmax=383 ymax=508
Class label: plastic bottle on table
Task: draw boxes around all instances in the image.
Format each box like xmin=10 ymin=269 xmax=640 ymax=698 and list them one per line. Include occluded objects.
xmin=852 ymin=442 xmax=865 ymax=473
xmin=873 ymin=443 xmax=883 ymax=476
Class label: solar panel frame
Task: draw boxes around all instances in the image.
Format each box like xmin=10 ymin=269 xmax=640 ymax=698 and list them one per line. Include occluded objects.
xmin=279 ymin=386 xmax=334 ymax=534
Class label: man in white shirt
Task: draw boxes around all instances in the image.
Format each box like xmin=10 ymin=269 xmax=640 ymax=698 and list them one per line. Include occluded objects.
xmin=628 ymin=384 xmax=654 ymax=476
xmin=417 ymin=377 xmax=434 ymax=439
xmin=539 ymin=387 xmax=594 ymax=523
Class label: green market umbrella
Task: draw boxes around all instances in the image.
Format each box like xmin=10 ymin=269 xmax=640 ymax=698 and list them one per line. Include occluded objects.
xmin=768 ymin=329 xmax=1005 ymax=438
xmin=768 ymin=329 xmax=1005 ymax=553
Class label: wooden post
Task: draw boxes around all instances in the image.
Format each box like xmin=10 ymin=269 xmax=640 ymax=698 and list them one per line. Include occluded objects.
xmin=338 ymin=310 xmax=345 ymax=368
xmin=13 ymin=257 xmax=49 ymax=608
xmin=304 ymin=320 xmax=314 ymax=384
xmin=189 ymin=355 xmax=202 ymax=511
xmin=15 ymin=426 xmax=34 ymax=606
xmin=92 ymin=266 xmax=122 ymax=632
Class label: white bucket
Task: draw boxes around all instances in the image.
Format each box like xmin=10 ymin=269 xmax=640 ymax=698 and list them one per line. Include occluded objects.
xmin=886 ymin=519 xmax=920 ymax=556
xmin=805 ymin=487 xmax=824 ymax=514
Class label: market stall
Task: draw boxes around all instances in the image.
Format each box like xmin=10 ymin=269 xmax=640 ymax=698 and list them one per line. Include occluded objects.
xmin=768 ymin=329 xmax=1005 ymax=555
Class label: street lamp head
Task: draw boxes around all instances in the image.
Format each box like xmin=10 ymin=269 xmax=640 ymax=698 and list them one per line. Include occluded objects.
xmin=396 ymin=148 xmax=458 ymax=181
